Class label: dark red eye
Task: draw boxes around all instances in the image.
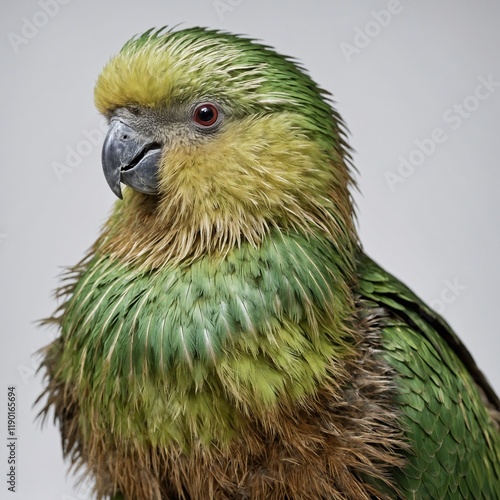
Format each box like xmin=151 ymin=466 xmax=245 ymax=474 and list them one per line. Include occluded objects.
xmin=194 ymin=103 xmax=219 ymax=126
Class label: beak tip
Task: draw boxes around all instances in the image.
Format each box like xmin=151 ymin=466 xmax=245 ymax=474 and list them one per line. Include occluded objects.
xmin=113 ymin=183 xmax=124 ymax=200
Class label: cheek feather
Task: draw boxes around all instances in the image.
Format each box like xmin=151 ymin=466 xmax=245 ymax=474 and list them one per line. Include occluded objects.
xmin=158 ymin=114 xmax=334 ymax=217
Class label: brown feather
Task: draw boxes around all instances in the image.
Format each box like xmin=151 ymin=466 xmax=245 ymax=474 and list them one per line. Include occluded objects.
xmin=38 ymin=299 xmax=407 ymax=499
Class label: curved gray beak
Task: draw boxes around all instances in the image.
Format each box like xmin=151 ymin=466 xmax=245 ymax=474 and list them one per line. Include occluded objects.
xmin=102 ymin=119 xmax=162 ymax=199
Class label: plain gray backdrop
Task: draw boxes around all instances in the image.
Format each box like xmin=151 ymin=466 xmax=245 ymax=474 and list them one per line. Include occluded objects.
xmin=2 ymin=1 xmax=500 ymax=498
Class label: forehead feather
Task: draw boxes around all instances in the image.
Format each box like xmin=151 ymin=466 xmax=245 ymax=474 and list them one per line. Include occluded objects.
xmin=94 ymin=28 xmax=299 ymax=114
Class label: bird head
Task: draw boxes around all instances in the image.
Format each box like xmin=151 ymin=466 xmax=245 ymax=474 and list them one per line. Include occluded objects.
xmin=94 ymin=27 xmax=357 ymax=264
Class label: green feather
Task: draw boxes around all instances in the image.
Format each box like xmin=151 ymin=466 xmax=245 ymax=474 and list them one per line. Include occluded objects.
xmin=52 ymin=230 xmax=355 ymax=450
xmin=358 ymin=254 xmax=500 ymax=498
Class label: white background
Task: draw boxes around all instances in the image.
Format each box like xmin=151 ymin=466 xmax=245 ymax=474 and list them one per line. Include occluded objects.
xmin=2 ymin=1 xmax=500 ymax=498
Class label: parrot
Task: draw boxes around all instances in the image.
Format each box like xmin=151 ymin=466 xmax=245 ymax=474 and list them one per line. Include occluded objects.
xmin=39 ymin=27 xmax=500 ymax=500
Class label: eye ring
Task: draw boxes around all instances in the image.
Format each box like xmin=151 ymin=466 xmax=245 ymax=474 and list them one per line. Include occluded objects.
xmin=193 ymin=103 xmax=219 ymax=127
